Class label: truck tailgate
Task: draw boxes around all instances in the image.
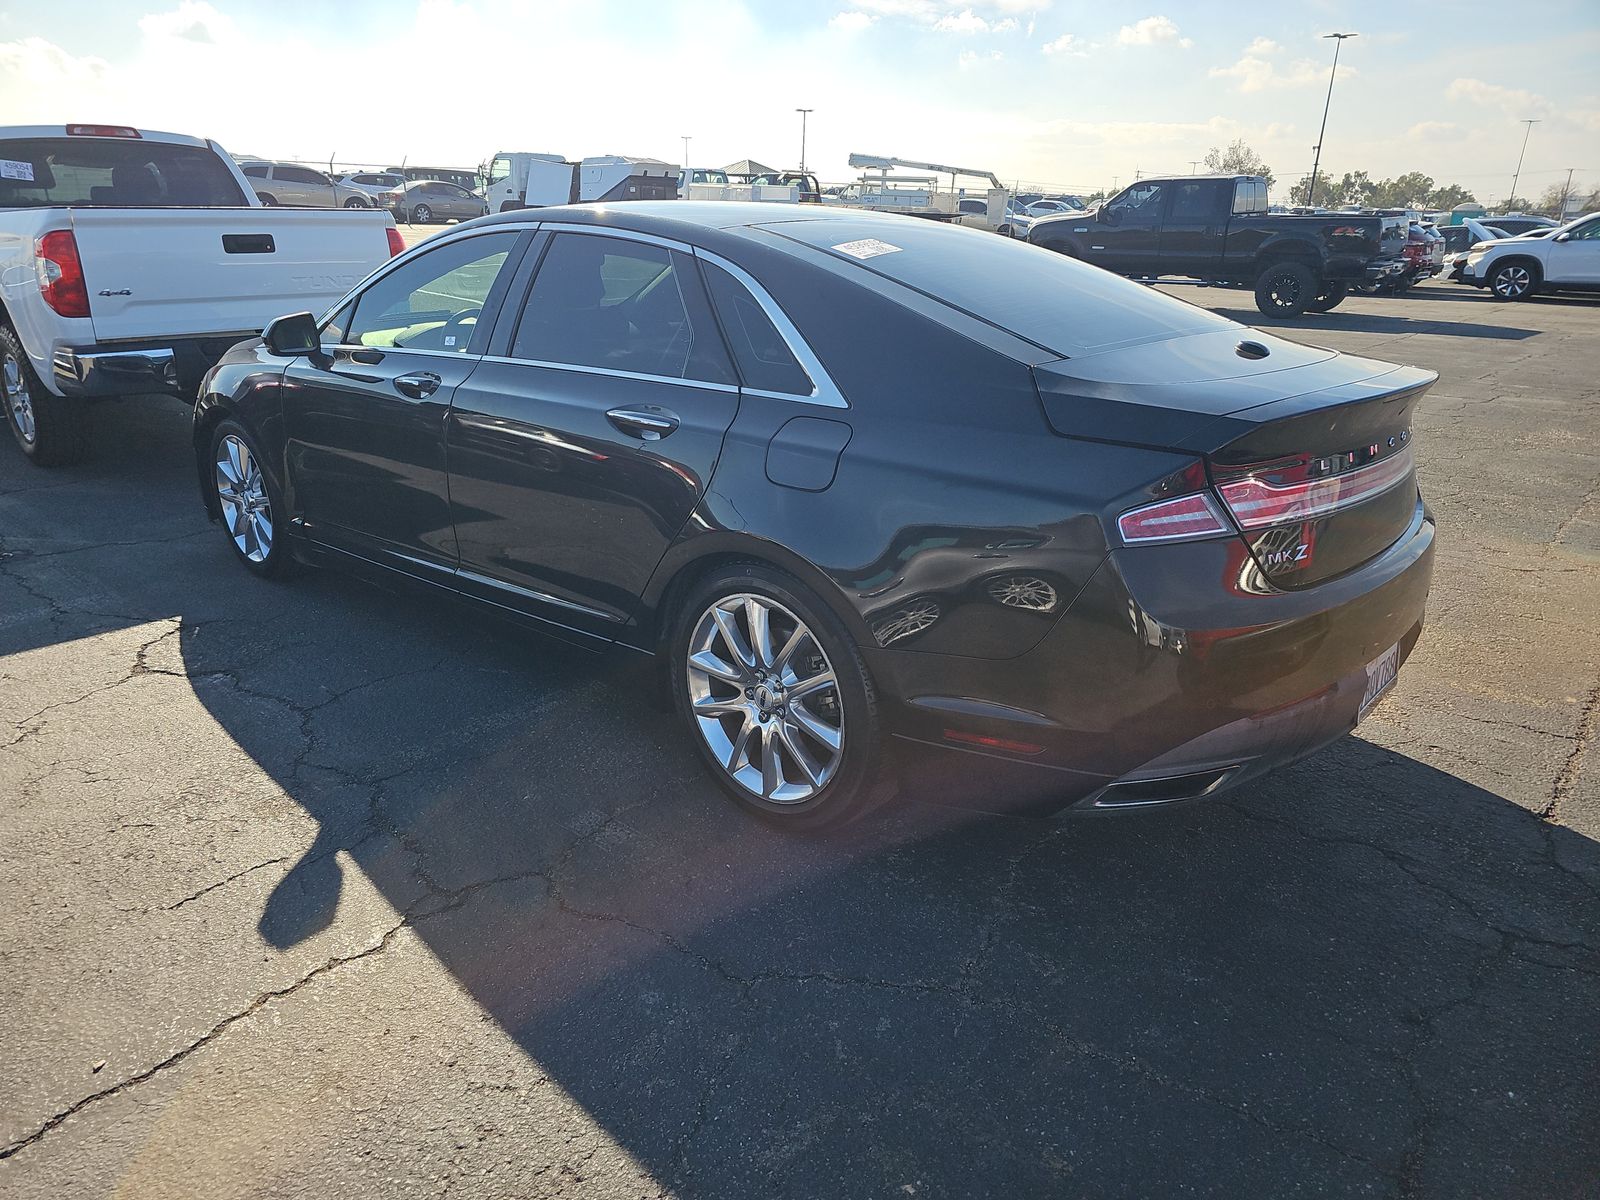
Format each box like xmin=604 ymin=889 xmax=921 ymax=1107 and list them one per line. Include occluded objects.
xmin=68 ymin=208 xmax=393 ymax=342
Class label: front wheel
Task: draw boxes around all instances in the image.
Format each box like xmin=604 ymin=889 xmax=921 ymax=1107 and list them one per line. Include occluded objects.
xmin=2 ymin=324 xmax=88 ymax=466
xmin=1306 ymin=282 xmax=1349 ymax=313
xmin=343 ymin=196 xmax=369 ymax=208
xmin=412 ymin=204 xmax=433 ymax=224
xmin=1254 ymin=262 xmax=1317 ymax=317
xmin=208 ymin=420 xmax=295 ymax=578
xmin=1489 ymin=261 xmax=1538 ymax=301
xmin=671 ymin=564 xmax=895 ymax=830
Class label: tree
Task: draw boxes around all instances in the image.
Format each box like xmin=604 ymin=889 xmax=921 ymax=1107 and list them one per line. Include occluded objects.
xmin=1203 ymin=139 xmax=1275 ymax=189
xmin=1370 ymin=172 xmax=1435 ymax=208
xmin=1425 ymin=183 xmax=1475 ymax=210
xmin=1500 ymin=196 xmax=1536 ymax=213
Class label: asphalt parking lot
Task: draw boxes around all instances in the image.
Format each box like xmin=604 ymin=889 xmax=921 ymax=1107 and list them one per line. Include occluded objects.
xmin=2 ymin=281 xmax=1597 ymax=1198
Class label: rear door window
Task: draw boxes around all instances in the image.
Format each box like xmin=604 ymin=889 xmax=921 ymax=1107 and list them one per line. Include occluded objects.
xmin=0 ymin=137 xmax=248 ymax=207
xmin=510 ymin=234 xmax=735 ymax=384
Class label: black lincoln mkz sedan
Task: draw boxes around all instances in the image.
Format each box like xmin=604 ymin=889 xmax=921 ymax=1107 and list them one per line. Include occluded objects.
xmin=194 ymin=202 xmax=1435 ymax=827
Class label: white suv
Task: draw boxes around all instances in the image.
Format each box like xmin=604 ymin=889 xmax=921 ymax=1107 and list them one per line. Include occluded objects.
xmin=1463 ymin=213 xmax=1600 ymax=300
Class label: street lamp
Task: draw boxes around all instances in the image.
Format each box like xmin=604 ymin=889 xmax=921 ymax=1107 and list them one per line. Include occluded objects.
xmin=681 ymin=135 xmax=691 ymax=170
xmin=1305 ymin=32 xmax=1357 ymax=208
xmin=796 ymin=108 xmax=813 ymax=174
xmin=1509 ymin=119 xmax=1539 ymax=207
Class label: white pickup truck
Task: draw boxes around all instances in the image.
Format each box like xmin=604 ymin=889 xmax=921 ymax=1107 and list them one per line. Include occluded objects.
xmin=1 ymin=124 xmax=402 ymax=465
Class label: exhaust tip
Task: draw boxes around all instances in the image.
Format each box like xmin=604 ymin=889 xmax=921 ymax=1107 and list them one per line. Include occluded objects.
xmin=1090 ymin=765 xmax=1241 ymax=809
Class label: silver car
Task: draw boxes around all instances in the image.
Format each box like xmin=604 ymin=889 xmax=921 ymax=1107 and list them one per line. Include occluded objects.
xmin=393 ymin=179 xmax=489 ymax=224
xmin=339 ymin=171 xmax=406 ymax=201
xmin=238 ymin=161 xmax=372 ymax=208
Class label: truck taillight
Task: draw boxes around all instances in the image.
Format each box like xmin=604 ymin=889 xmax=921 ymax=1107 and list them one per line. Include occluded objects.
xmin=66 ymin=124 xmax=141 ymax=138
xmin=1117 ymin=493 xmax=1231 ymax=544
xmin=386 ymin=228 xmax=405 ymax=257
xmin=1215 ymin=447 xmax=1415 ymax=530
xmin=35 ymin=230 xmax=90 ymax=318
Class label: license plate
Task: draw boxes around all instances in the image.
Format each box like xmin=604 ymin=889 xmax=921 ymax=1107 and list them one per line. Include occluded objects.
xmin=1359 ymin=641 xmax=1400 ymax=718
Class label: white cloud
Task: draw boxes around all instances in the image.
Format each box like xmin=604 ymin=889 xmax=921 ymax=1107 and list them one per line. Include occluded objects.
xmin=138 ymin=1 xmax=235 ymax=45
xmin=957 ymin=48 xmax=1006 ymax=69
xmin=934 ymin=9 xmax=1017 ymax=34
xmin=0 ymin=36 xmax=110 ymax=91
xmin=1446 ymin=77 xmax=1551 ymax=117
xmin=1408 ymin=120 xmax=1460 ymax=140
xmin=1210 ymin=39 xmax=1353 ymax=92
xmin=1116 ymin=16 xmax=1190 ymax=48
xmin=1041 ymin=33 xmax=1084 ymax=56
xmin=828 ymin=10 xmax=876 ymax=32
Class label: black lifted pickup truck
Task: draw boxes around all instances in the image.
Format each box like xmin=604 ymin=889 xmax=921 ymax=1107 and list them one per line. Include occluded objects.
xmin=1027 ymin=174 xmax=1409 ymax=317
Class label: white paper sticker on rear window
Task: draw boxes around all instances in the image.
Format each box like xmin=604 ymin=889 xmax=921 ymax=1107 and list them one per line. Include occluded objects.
xmin=831 ymin=238 xmax=902 ymax=260
xmin=1 ymin=159 xmax=36 ymax=182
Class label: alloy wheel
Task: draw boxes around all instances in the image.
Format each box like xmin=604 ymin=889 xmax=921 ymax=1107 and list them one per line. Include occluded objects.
xmin=3 ymin=351 xmax=36 ymax=445
xmin=215 ymin=434 xmax=273 ymax=563
xmin=1493 ymin=265 xmax=1531 ymax=299
xmin=685 ymin=594 xmax=844 ymax=804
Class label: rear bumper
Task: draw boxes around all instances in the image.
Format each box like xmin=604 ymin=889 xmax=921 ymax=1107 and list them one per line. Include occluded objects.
xmin=52 ymin=333 xmax=257 ymax=399
xmin=880 ymin=501 xmax=1435 ymax=816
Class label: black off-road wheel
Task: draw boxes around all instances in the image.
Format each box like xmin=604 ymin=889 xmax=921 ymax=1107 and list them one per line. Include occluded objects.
xmin=1254 ymin=262 xmax=1318 ymax=317
xmin=670 ymin=563 xmax=896 ymax=831
xmin=2 ymin=324 xmax=88 ymax=467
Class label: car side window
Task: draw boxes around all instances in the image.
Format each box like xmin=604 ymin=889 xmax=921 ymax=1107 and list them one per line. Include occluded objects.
xmin=1171 ymin=181 xmax=1220 ymax=222
xmin=344 ymin=232 xmax=519 ymax=353
xmin=1114 ymin=182 xmax=1164 ymax=224
xmin=241 ymin=162 xmax=268 ymax=179
xmin=510 ymin=234 xmax=735 ymax=385
xmin=1564 ymin=218 xmax=1600 ymax=241
xmin=699 ymin=260 xmax=813 ymax=396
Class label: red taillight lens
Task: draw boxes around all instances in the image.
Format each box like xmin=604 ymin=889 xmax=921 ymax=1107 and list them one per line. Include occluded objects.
xmin=1117 ymin=492 xmax=1231 ymax=544
xmin=385 ymin=227 xmax=405 ymax=257
xmin=1217 ymin=447 xmax=1414 ymax=530
xmin=35 ymin=230 xmax=90 ymax=318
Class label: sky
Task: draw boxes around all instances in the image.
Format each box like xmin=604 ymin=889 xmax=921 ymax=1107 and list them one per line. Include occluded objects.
xmin=2 ymin=0 xmax=1597 ymax=205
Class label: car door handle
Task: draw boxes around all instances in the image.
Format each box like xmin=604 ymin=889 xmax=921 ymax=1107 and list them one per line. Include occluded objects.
xmin=348 ymin=348 xmax=385 ymax=365
xmin=606 ymin=406 xmax=680 ymax=441
xmin=394 ymin=371 xmax=441 ymax=399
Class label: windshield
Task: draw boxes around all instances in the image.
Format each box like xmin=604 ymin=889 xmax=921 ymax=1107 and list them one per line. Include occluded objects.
xmin=0 ymin=137 xmax=248 ymax=208
xmin=767 ymin=217 xmax=1234 ymax=357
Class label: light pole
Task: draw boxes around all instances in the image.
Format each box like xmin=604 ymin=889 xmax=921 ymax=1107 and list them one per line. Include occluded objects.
xmin=1189 ymin=160 xmax=1202 ymax=174
xmin=795 ymin=108 xmax=813 ymax=174
xmin=681 ymin=136 xmax=691 ymax=169
xmin=1305 ymin=32 xmax=1357 ymax=208
xmin=1509 ymin=119 xmax=1539 ymax=207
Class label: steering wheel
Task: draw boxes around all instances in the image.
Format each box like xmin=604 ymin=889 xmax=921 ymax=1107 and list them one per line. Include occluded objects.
xmin=441 ymin=307 xmax=482 ymax=345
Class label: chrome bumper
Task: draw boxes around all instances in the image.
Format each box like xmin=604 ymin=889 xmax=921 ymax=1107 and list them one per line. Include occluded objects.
xmin=53 ymin=346 xmax=178 ymax=396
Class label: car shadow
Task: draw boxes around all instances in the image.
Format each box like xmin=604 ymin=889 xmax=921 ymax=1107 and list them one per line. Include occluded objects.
xmin=1205 ymin=303 xmax=1543 ymax=339
xmin=4 ymin=402 xmax=1599 ymax=1195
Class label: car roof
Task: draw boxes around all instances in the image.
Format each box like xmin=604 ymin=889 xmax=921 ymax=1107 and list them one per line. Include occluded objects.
xmin=473 ymin=200 xmax=933 ymax=239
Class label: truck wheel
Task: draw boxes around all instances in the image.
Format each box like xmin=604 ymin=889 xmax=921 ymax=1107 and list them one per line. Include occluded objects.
xmin=1254 ymin=263 xmax=1316 ymax=317
xmin=1306 ymin=283 xmax=1349 ymax=313
xmin=2 ymin=324 xmax=88 ymax=467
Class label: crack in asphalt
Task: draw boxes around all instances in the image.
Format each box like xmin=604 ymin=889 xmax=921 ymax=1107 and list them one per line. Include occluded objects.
xmin=1544 ymin=678 xmax=1600 ymax=822
xmin=163 ymin=856 xmax=290 ymax=911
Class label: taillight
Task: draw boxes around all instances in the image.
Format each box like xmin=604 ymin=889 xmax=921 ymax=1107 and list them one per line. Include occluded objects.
xmin=1117 ymin=492 xmax=1231 ymax=544
xmin=66 ymin=124 xmax=141 ymax=138
xmin=35 ymin=230 xmax=90 ymax=318
xmin=1217 ymin=446 xmax=1415 ymax=530
xmin=385 ymin=227 xmax=405 ymax=257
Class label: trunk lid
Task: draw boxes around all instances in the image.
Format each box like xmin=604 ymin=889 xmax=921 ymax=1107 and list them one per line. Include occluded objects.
xmin=1035 ymin=328 xmax=1435 ymax=587
xmin=69 ymin=208 xmax=394 ymax=341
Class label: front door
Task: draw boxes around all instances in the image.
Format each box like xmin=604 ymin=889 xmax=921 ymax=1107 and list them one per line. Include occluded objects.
xmin=1092 ymin=180 xmax=1168 ymax=276
xmin=284 ymin=229 xmax=526 ymax=577
xmin=1548 ymin=216 xmax=1600 ymax=284
xmin=446 ymin=229 xmax=741 ymax=636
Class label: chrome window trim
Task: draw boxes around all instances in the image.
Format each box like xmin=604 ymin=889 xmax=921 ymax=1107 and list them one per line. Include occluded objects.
xmin=477 ymin=353 xmax=739 ymax=394
xmin=537 ymin=221 xmax=695 ymax=255
xmin=691 ymin=248 xmax=848 ymax=410
xmin=318 ymin=226 xmax=532 ymax=330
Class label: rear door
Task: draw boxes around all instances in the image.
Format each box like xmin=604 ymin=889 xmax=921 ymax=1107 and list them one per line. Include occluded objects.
xmin=1158 ymin=178 xmax=1229 ymax=277
xmin=445 ymin=228 xmax=741 ymax=634
xmin=283 ymin=229 xmax=526 ymax=576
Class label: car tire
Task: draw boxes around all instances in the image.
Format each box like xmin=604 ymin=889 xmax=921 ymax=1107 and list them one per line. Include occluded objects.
xmin=1489 ymin=260 xmax=1539 ymax=301
xmin=1254 ymin=262 xmax=1317 ymax=317
xmin=258 ymin=193 xmax=278 ymax=206
xmin=2 ymin=323 xmax=88 ymax=467
xmin=207 ymin=419 xmax=295 ymax=579
xmin=670 ymin=563 xmax=896 ymax=831
xmin=343 ymin=197 xmax=369 ymax=208
xmin=413 ymin=204 xmax=433 ymax=224
xmin=1307 ymin=282 xmax=1349 ymax=313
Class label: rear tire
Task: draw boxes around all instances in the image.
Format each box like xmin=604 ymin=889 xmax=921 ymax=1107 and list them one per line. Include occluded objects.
xmin=1306 ymin=282 xmax=1349 ymax=313
xmin=343 ymin=197 xmax=369 ymax=208
xmin=2 ymin=324 xmax=88 ymax=467
xmin=670 ymin=563 xmax=896 ymax=831
xmin=413 ymin=204 xmax=434 ymax=224
xmin=1254 ymin=262 xmax=1317 ymax=317
xmin=1489 ymin=260 xmax=1539 ymax=301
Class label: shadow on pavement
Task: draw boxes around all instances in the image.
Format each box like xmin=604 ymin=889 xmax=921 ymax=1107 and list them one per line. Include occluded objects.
xmin=4 ymin=397 xmax=1598 ymax=1196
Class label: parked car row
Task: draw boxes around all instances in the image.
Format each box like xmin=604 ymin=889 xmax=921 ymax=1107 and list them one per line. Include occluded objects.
xmin=234 ymin=160 xmax=488 ymax=224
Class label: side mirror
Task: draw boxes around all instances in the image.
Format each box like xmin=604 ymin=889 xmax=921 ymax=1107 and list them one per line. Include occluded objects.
xmin=1099 ymin=206 xmax=1121 ymax=227
xmin=1554 ymin=232 xmax=1571 ymax=242
xmin=263 ymin=311 xmax=320 ymax=357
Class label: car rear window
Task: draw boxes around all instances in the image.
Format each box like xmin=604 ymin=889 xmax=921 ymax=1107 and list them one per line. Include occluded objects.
xmin=764 ymin=217 xmax=1233 ymax=357
xmin=0 ymin=137 xmax=248 ymax=208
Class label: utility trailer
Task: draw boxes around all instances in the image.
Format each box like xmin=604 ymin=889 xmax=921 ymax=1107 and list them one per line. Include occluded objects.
xmin=483 ymin=152 xmax=679 ymax=212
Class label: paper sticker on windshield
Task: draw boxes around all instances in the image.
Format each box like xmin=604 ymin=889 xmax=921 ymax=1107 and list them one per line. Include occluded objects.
xmin=1 ymin=159 xmax=35 ymax=182
xmin=832 ymin=238 xmax=902 ymax=260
